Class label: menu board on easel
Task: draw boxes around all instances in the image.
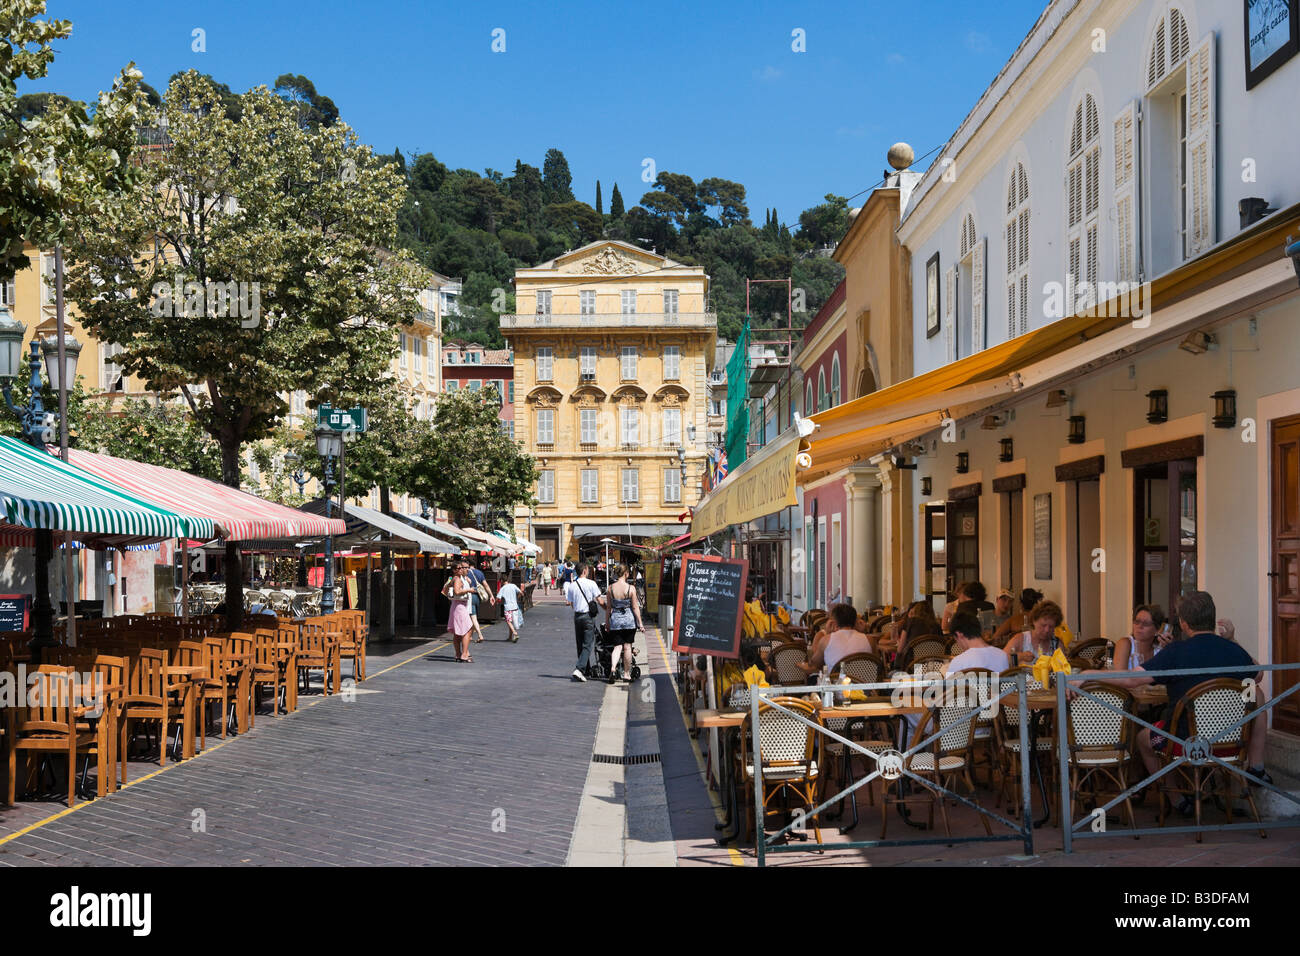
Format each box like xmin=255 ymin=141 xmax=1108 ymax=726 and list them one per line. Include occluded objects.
xmin=0 ymin=594 xmax=28 ymax=631
xmin=671 ymin=553 xmax=748 ymax=660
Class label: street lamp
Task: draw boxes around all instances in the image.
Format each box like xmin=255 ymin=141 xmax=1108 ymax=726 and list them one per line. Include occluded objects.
xmin=283 ymin=452 xmax=309 ymax=586
xmin=315 ymin=426 xmax=344 ymax=614
xmin=0 ymin=307 xmax=81 ymax=655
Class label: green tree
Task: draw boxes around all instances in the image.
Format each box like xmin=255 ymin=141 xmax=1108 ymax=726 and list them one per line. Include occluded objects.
xmin=78 ymin=397 xmax=222 ymax=479
xmin=698 ymin=177 xmax=750 ymax=227
xmin=273 ymin=73 xmax=340 ymax=129
xmin=0 ymin=2 xmax=141 ymax=280
xmin=595 ymin=180 xmax=602 ymax=216
xmin=63 ymin=70 xmax=430 ymax=627
xmin=541 ymin=147 xmax=573 ymax=203
xmin=796 ymin=193 xmax=849 ymax=250
xmin=609 ymin=182 xmax=625 ymax=217
xmin=405 ymin=387 xmax=536 ymax=524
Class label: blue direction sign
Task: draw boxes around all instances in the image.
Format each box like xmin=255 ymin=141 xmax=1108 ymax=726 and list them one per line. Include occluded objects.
xmin=317 ymin=403 xmax=368 ymax=433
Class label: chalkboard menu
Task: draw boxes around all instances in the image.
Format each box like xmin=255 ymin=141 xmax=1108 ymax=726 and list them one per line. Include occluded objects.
xmin=0 ymin=594 xmax=29 ymax=632
xmin=671 ymin=554 xmax=749 ymax=659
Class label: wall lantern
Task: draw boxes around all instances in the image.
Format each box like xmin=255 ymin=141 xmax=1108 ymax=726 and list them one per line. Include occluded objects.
xmin=921 ymin=476 xmax=932 ymax=497
xmin=955 ymin=452 xmax=970 ymax=474
xmin=999 ymin=437 xmax=1014 ymax=463
xmin=1146 ymin=388 xmax=1168 ymax=424
xmin=1067 ymin=415 xmax=1086 ymax=444
xmin=1212 ymin=389 xmax=1237 ymax=429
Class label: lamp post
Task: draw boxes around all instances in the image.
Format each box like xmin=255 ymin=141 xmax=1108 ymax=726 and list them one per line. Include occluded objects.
xmin=0 ymin=307 xmax=81 ymax=657
xmin=284 ymin=452 xmax=309 ymax=586
xmin=315 ymin=427 xmax=343 ymax=614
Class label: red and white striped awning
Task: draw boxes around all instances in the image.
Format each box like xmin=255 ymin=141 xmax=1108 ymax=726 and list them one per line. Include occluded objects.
xmin=65 ymin=448 xmax=346 ymax=542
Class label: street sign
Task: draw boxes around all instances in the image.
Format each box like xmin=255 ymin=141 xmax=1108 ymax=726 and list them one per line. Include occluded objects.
xmin=317 ymin=403 xmax=368 ymax=433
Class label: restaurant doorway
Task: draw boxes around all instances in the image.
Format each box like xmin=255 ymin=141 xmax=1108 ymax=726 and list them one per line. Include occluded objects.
xmin=924 ymin=502 xmax=947 ymax=616
xmin=946 ymin=497 xmax=980 ymax=600
xmin=1133 ymin=459 xmax=1197 ymax=622
xmin=1270 ymin=416 xmax=1300 ymax=736
xmin=1000 ymin=486 xmax=1023 ymax=594
xmin=1067 ymin=477 xmax=1102 ymax=641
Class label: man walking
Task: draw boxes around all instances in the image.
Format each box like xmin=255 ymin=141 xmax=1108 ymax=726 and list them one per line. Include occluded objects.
xmin=498 ymin=577 xmax=524 ymax=642
xmin=564 ymin=563 xmax=602 ymax=682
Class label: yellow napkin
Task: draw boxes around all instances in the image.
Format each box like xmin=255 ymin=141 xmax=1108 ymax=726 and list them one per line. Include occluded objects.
xmin=743 ymin=665 xmax=769 ymax=688
xmin=1032 ymin=649 xmax=1073 ymax=687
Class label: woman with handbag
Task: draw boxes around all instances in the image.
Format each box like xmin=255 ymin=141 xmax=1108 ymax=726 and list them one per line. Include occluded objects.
xmin=604 ymin=564 xmax=643 ymax=683
xmin=444 ymin=561 xmax=477 ymax=662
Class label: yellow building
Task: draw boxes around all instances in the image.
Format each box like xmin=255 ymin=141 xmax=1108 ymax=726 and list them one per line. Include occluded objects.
xmin=503 ymin=240 xmax=716 ymax=562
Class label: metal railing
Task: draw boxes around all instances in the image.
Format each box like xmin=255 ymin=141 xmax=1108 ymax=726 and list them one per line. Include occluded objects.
xmin=1054 ymin=662 xmax=1300 ymax=851
xmin=749 ymin=675 xmax=1035 ymax=866
xmin=501 ymin=312 xmax=716 ymax=329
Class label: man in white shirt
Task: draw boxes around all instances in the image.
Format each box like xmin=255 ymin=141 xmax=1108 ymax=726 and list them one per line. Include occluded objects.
xmin=498 ymin=579 xmax=524 ymax=642
xmin=798 ymin=603 xmax=872 ymax=676
xmin=564 ymin=563 xmax=603 ymax=682
xmin=944 ymin=612 xmax=1010 ymax=676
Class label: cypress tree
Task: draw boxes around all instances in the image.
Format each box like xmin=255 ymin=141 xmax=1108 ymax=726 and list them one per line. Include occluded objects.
xmin=610 ymin=182 xmax=625 ymax=218
xmin=596 ymin=180 xmax=603 ymax=215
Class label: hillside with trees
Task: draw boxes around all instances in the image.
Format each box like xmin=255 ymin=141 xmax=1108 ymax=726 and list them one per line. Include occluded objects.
xmin=385 ymin=148 xmax=847 ymax=347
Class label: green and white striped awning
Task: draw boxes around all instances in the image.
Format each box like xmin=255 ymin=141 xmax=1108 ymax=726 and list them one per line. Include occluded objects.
xmin=0 ymin=436 xmax=218 ymax=544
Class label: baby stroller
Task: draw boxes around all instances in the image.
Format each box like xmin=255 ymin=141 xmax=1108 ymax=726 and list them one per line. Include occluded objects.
xmin=591 ymin=622 xmax=642 ymax=682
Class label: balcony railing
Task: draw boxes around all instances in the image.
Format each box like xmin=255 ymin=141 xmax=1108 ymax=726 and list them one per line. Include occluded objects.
xmin=501 ymin=312 xmax=716 ymax=330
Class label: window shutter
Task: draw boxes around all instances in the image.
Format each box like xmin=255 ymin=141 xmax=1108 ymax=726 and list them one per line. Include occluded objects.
xmin=943 ymin=265 xmax=956 ymax=363
xmin=1113 ymin=100 xmax=1140 ymax=283
xmin=1184 ymin=33 xmax=1216 ymax=258
xmin=971 ymin=237 xmax=985 ymax=352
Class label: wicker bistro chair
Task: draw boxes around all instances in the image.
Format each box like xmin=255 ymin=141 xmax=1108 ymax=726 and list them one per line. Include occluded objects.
xmin=897 ymin=637 xmax=949 ymax=672
xmin=994 ymin=668 xmax=1051 ymax=814
xmin=1065 ymin=682 xmax=1138 ymax=833
xmin=3 ymin=666 xmax=98 ymax=808
xmin=883 ymin=700 xmax=992 ymax=840
xmin=825 ymin=652 xmax=895 ymax=824
xmin=738 ymin=696 xmax=823 ymax=846
xmin=1070 ymin=638 xmax=1112 ymax=667
xmin=1158 ymin=678 xmax=1266 ymax=840
xmin=770 ymin=642 xmax=810 ymax=686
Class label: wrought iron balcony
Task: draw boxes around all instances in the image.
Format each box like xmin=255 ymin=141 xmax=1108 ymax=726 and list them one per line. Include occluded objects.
xmin=501 ymin=312 xmax=716 ymax=330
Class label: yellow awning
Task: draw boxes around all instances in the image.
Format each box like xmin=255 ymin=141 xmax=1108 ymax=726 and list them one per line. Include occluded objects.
xmin=806 ymin=205 xmax=1300 ymax=477
xmin=691 ymin=427 xmax=810 ymax=540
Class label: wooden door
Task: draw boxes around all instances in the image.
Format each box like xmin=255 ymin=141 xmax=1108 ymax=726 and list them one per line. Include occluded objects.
xmin=1271 ymin=417 xmax=1300 ymax=736
xmin=946 ymin=498 xmax=980 ymax=599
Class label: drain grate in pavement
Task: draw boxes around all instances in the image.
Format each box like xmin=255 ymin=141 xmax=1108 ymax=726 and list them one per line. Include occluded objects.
xmin=592 ymin=752 xmax=661 ymax=765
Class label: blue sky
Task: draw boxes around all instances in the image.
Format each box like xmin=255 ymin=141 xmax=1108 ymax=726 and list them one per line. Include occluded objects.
xmin=30 ymin=0 xmax=1049 ymax=222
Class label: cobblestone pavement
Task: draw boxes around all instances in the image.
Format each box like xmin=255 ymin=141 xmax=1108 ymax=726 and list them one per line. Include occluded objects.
xmin=0 ymin=601 xmax=608 ymax=866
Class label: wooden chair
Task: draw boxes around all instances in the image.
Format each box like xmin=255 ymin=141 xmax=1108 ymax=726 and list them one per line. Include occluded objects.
xmin=118 ymin=649 xmax=184 ymax=783
xmin=225 ymin=633 xmax=254 ymax=733
xmin=250 ymin=628 xmax=290 ymax=719
xmin=335 ymin=611 xmax=367 ymax=683
xmin=884 ymin=700 xmax=991 ymax=840
xmin=296 ymin=619 xmax=340 ymax=697
xmin=1158 ymin=678 xmax=1266 ymax=840
xmin=197 ymin=637 xmax=239 ymax=747
xmin=738 ymin=696 xmax=823 ymax=846
xmin=769 ymin=642 xmax=809 ymax=686
xmin=166 ymin=640 xmax=205 ymax=758
xmin=4 ymin=666 xmax=98 ymax=808
xmin=80 ymin=654 xmax=127 ymax=796
xmin=276 ymin=622 xmax=301 ymax=713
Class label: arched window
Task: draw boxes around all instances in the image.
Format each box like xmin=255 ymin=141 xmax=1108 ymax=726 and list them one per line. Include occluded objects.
xmin=1066 ymin=93 xmax=1101 ymax=307
xmin=806 ymin=380 xmax=814 ymax=418
xmin=957 ymin=212 xmax=984 ymax=354
xmin=960 ymin=214 xmax=977 ymax=259
xmin=830 ymin=354 xmax=841 ymax=407
xmin=1005 ymin=162 xmax=1030 ymax=337
xmin=1146 ymin=6 xmax=1191 ymax=91
xmin=817 ymin=368 xmax=827 ymax=413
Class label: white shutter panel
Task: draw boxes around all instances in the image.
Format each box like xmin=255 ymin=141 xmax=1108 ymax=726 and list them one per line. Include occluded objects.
xmin=1113 ymin=101 xmax=1139 ymax=284
xmin=943 ymin=266 xmax=956 ymax=363
xmin=971 ymin=237 xmax=985 ymax=352
xmin=1185 ymin=34 xmax=1216 ymax=258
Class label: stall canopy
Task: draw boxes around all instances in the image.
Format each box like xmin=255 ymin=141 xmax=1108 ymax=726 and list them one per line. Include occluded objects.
xmin=572 ymin=524 xmax=688 ymax=539
xmin=453 ymin=524 xmax=514 ymax=555
xmin=401 ymin=514 xmax=472 ymax=548
xmin=0 ymin=436 xmax=217 ymax=546
xmin=66 ymin=447 xmax=346 ymax=541
xmin=299 ymin=499 xmax=458 ymax=554
xmin=689 ymin=416 xmax=814 ymax=540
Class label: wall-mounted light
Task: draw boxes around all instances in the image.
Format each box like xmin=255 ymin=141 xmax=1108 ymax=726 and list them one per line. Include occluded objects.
xmin=1067 ymin=415 xmax=1086 ymax=444
xmin=921 ymin=476 xmax=932 ymax=496
xmin=1045 ymin=389 xmax=1069 ymax=408
xmin=1146 ymin=388 xmax=1168 ymax=424
xmin=956 ymin=451 xmax=970 ymax=474
xmin=1179 ymin=331 xmax=1216 ymax=354
xmin=981 ymin=413 xmax=1004 ymax=430
xmin=1212 ymin=389 xmax=1237 ymax=429
xmin=999 ymin=437 xmax=1014 ymax=462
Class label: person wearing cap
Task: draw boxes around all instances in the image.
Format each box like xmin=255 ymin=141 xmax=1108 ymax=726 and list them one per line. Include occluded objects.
xmin=992 ymin=589 xmax=1015 ymax=631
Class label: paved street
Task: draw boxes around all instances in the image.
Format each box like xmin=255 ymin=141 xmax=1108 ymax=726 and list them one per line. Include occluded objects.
xmin=0 ymin=600 xmax=611 ymax=866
